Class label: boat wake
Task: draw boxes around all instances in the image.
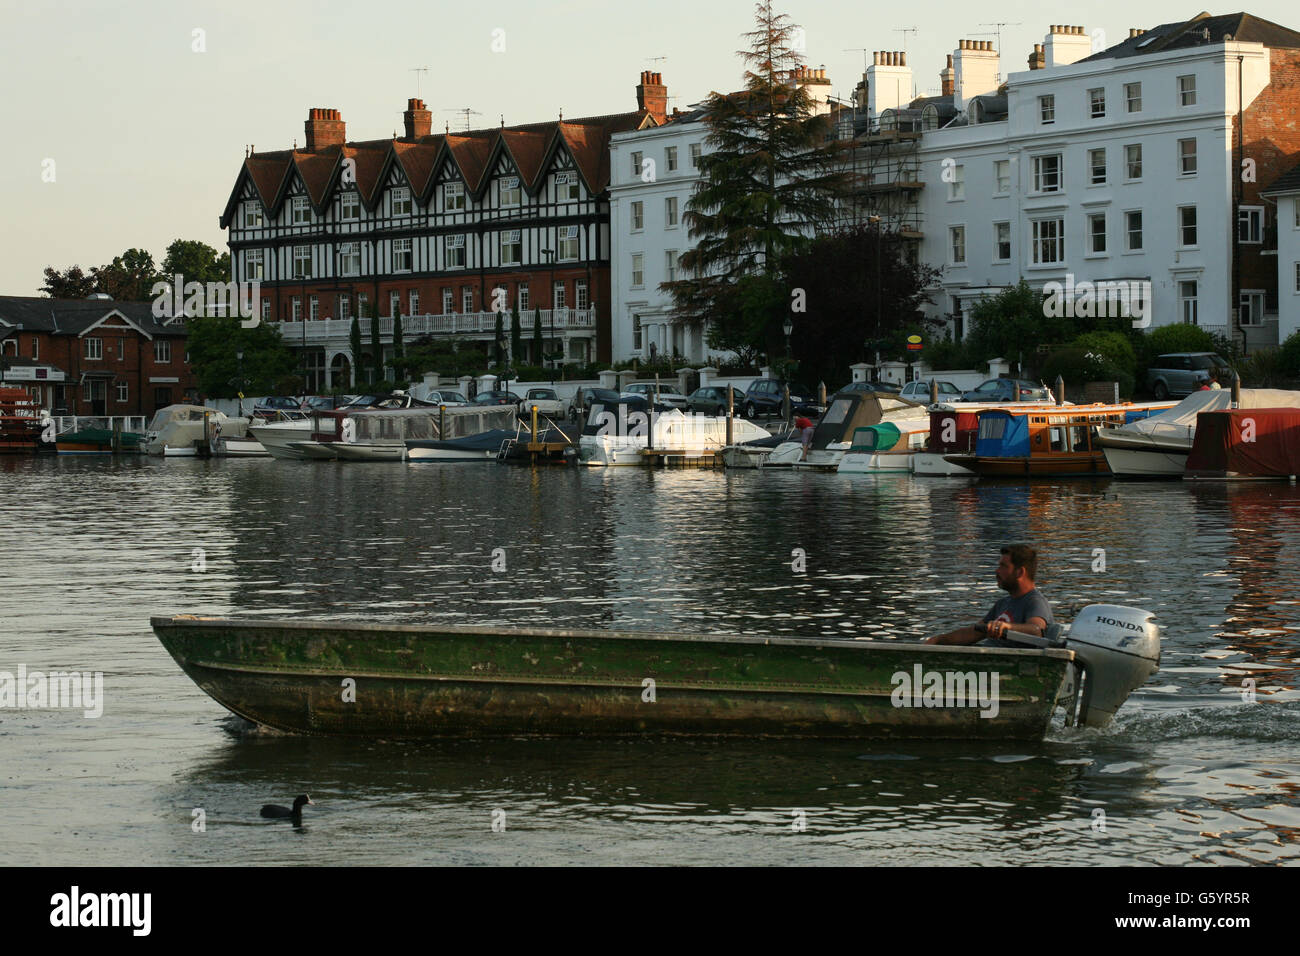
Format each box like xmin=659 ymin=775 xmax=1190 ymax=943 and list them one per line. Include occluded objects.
xmin=1048 ymin=698 xmax=1300 ymax=744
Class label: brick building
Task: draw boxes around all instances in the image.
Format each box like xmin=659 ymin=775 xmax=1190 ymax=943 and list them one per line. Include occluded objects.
xmin=0 ymin=297 xmax=196 ymax=416
xmin=221 ymin=75 xmax=668 ymax=388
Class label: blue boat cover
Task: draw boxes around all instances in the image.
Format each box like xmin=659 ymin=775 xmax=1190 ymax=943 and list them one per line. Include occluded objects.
xmin=974 ymin=411 xmax=1031 ymax=457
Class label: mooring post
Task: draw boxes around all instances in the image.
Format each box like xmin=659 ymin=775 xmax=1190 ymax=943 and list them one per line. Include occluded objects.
xmin=1054 ymin=375 xmax=1065 ymax=406
xmin=726 ymin=385 xmax=734 ymax=447
xmin=930 ymin=379 xmax=939 ymax=405
xmin=783 ymin=384 xmax=791 ymax=428
xmin=439 ymin=404 xmax=446 ymax=439
xmin=530 ymin=404 xmax=539 ymax=445
xmin=1231 ymin=373 xmax=1241 ymax=409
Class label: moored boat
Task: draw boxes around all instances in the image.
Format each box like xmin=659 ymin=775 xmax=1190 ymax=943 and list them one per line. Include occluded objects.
xmin=406 ymin=428 xmax=519 ymax=462
xmin=836 ymin=418 xmax=930 ymax=474
xmin=1184 ymin=407 xmax=1300 ymax=479
xmin=579 ymin=400 xmax=769 ymax=466
xmin=1097 ymin=388 xmax=1300 ymax=478
xmin=945 ymin=402 xmax=1175 ymax=478
xmin=150 ymin=604 xmax=1159 ymax=740
xmin=55 ymin=427 xmax=146 ymax=455
xmin=912 ymin=401 xmax=1069 ymax=477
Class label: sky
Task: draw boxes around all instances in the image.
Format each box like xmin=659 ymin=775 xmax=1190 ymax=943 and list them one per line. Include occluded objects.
xmin=3 ymin=0 xmax=1297 ymax=296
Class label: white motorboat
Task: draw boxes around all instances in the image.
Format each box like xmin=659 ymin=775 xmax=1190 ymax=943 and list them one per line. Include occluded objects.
xmin=145 ymin=404 xmax=244 ymax=457
xmin=326 ymin=441 xmax=406 ymax=462
xmin=837 ymin=418 xmax=932 ymax=474
xmin=579 ymin=402 xmax=769 ymax=466
xmin=1096 ymin=388 xmax=1300 ymax=478
xmin=249 ymin=419 xmax=319 ymax=460
xmin=406 ymin=428 xmax=518 ymax=462
xmin=211 ymin=435 xmax=269 ymax=457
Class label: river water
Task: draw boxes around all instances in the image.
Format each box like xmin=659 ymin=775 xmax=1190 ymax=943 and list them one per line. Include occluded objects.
xmin=2 ymin=455 xmax=1298 ymax=866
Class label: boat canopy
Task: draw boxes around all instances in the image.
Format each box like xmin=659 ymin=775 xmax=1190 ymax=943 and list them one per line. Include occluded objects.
xmin=1185 ymin=408 xmax=1300 ymax=478
xmin=811 ymin=392 xmax=919 ymax=449
xmin=1111 ymin=389 xmax=1300 ymax=440
xmin=147 ymin=404 xmax=230 ymax=432
xmin=340 ymin=405 xmax=515 ymax=442
xmin=974 ymin=410 xmax=1032 ymax=457
xmin=848 ymin=422 xmax=902 ymax=452
xmin=410 ymin=428 xmax=519 ymax=452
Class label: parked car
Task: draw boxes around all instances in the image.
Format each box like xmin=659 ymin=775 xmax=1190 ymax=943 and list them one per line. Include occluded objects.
xmin=621 ymin=382 xmax=688 ymax=409
xmin=425 ymin=390 xmax=470 ymax=406
xmin=1145 ymin=353 xmax=1234 ymax=399
xmin=302 ymin=395 xmax=355 ymax=411
xmin=518 ymin=388 xmax=565 ymax=416
xmin=686 ymin=386 xmax=745 ymax=415
xmin=472 ymin=390 xmax=524 ymax=406
xmin=740 ymin=379 xmax=822 ymax=418
xmin=899 ymin=380 xmax=962 ymax=403
xmin=960 ymin=378 xmax=1052 ymax=402
xmin=835 ymin=381 xmax=902 ymax=397
xmin=253 ymin=395 xmax=305 ymax=418
xmin=568 ymin=387 xmax=621 ymax=421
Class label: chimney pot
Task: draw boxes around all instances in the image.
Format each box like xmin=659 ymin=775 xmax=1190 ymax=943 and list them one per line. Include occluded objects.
xmin=636 ymin=70 xmax=668 ymax=122
xmin=305 ymin=107 xmax=346 ymax=150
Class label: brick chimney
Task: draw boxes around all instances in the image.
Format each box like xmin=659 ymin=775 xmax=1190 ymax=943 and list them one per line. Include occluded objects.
xmin=1028 ymin=43 xmax=1045 ymax=70
xmin=940 ymin=54 xmax=955 ymax=95
xmin=404 ymin=98 xmax=432 ymax=139
xmin=304 ymin=108 xmax=346 ymax=150
xmin=636 ymin=71 xmax=668 ymax=123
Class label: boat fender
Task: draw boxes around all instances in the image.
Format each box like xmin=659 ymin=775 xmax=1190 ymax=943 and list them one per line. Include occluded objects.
xmin=1063 ymin=604 xmax=1160 ymax=727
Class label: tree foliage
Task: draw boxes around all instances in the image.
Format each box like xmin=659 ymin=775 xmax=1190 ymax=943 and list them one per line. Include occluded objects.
xmin=43 ymin=240 xmax=228 ymax=302
xmin=779 ymin=224 xmax=942 ymax=387
xmin=664 ymin=1 xmax=852 ymax=358
xmin=186 ymin=317 xmax=296 ymax=398
xmin=159 ymin=240 xmax=230 ymax=284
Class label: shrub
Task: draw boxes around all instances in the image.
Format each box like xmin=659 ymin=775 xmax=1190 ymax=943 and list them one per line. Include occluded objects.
xmin=922 ymin=335 xmax=972 ymax=370
xmin=1070 ymin=331 xmax=1136 ymax=377
xmin=1040 ymin=347 xmax=1134 ymax=400
xmin=1280 ymin=330 xmax=1300 ymax=378
xmin=1233 ymin=347 xmax=1297 ymax=388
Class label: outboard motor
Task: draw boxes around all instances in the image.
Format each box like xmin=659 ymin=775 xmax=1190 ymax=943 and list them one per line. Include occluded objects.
xmin=1064 ymin=605 xmax=1160 ymax=727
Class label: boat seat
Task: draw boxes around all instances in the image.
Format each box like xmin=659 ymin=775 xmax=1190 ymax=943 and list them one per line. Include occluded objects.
xmin=1006 ymin=623 xmax=1066 ymax=650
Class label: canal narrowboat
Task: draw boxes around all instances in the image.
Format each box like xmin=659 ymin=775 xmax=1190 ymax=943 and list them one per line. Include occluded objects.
xmin=912 ymin=401 xmax=1070 ymax=477
xmin=944 ymin=402 xmax=1174 ymax=478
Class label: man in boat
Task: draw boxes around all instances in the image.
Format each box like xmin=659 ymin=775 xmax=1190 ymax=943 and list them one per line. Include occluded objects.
xmin=924 ymin=544 xmax=1054 ymax=645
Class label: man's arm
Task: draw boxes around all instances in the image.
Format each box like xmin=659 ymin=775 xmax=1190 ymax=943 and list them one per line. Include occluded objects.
xmin=925 ymin=624 xmax=985 ymax=645
xmin=1002 ymin=616 xmax=1047 ymax=638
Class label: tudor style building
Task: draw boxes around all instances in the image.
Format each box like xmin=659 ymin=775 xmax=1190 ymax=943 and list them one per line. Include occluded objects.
xmin=0 ymin=296 xmax=196 ymax=415
xmin=221 ymin=75 xmax=669 ymax=389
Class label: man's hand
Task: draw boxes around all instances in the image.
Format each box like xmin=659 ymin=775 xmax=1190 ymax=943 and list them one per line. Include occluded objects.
xmin=985 ymin=620 xmax=1009 ymax=640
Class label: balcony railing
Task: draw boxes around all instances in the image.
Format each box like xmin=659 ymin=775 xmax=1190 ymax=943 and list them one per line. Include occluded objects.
xmin=271 ymin=309 xmax=596 ymax=343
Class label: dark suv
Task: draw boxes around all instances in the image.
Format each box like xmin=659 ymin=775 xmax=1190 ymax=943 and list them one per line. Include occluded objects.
xmin=960 ymin=378 xmax=1052 ymax=402
xmin=1145 ymin=353 xmax=1233 ymax=399
xmin=740 ymin=379 xmax=821 ymax=418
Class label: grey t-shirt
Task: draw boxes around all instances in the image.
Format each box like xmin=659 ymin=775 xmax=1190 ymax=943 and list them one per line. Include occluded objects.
xmin=982 ymin=589 xmax=1054 ymax=630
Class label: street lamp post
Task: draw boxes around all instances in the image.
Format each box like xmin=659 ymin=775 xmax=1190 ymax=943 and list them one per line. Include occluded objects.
xmin=542 ymin=248 xmax=556 ymax=376
xmin=235 ymin=349 xmax=245 ymax=418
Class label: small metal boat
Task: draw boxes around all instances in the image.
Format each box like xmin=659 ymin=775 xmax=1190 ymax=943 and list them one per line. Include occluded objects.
xmin=150 ymin=605 xmax=1159 ymax=740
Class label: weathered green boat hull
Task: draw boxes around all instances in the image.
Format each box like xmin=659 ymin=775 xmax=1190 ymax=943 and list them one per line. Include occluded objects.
xmin=150 ymin=616 xmax=1076 ymax=740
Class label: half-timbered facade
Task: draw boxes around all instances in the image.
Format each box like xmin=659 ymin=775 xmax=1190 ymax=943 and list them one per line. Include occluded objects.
xmin=221 ymin=76 xmax=669 ymax=389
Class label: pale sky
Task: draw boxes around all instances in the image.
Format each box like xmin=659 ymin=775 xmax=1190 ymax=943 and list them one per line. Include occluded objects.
xmin=2 ymin=0 xmax=1295 ymax=295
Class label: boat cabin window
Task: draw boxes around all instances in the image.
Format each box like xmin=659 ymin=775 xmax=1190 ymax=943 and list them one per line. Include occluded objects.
xmin=823 ymin=399 xmax=852 ymax=425
xmin=1052 ymin=425 xmax=1090 ymax=452
xmin=978 ymin=416 xmax=1006 ymax=440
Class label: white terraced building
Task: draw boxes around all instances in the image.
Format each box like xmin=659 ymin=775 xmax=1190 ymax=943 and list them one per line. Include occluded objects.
xmin=608 ymin=67 xmax=835 ymax=364
xmin=912 ymin=14 xmax=1300 ymax=350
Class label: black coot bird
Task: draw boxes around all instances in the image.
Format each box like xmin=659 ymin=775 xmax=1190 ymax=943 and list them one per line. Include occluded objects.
xmin=260 ymin=794 xmax=314 ymax=823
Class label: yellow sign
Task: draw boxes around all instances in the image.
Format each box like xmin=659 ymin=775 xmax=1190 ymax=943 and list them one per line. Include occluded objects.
xmin=907 ymin=335 xmax=922 ymax=345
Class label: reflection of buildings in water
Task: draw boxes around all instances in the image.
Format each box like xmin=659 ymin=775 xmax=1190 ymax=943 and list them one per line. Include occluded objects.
xmin=1217 ymin=485 xmax=1300 ymax=686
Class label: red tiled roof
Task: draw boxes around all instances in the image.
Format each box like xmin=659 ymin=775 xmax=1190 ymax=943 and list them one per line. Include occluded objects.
xmin=219 ymin=107 xmax=658 ymax=227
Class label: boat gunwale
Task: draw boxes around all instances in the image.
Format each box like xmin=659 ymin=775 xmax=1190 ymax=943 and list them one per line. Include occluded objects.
xmin=149 ymin=615 xmax=1075 ymax=659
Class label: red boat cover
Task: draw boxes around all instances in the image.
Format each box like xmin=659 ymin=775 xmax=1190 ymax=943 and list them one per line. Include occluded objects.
xmin=1185 ymin=408 xmax=1300 ymax=478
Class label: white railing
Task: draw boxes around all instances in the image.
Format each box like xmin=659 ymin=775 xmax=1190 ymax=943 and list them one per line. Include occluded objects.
xmin=50 ymin=416 xmax=147 ymax=435
xmin=272 ymin=309 xmax=596 ymax=343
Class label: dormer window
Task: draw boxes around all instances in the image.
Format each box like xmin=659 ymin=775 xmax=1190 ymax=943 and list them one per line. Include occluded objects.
xmin=243 ymin=201 xmax=264 ymax=227
xmin=500 ymin=176 xmax=521 ymax=207
xmin=291 ymin=196 xmax=311 ymax=224
xmin=340 ymin=191 xmax=360 ymax=220
xmin=445 ymin=181 xmax=466 ymax=211
xmin=555 ymin=171 xmax=580 ymax=201
xmin=392 ymin=186 xmax=412 ymax=216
